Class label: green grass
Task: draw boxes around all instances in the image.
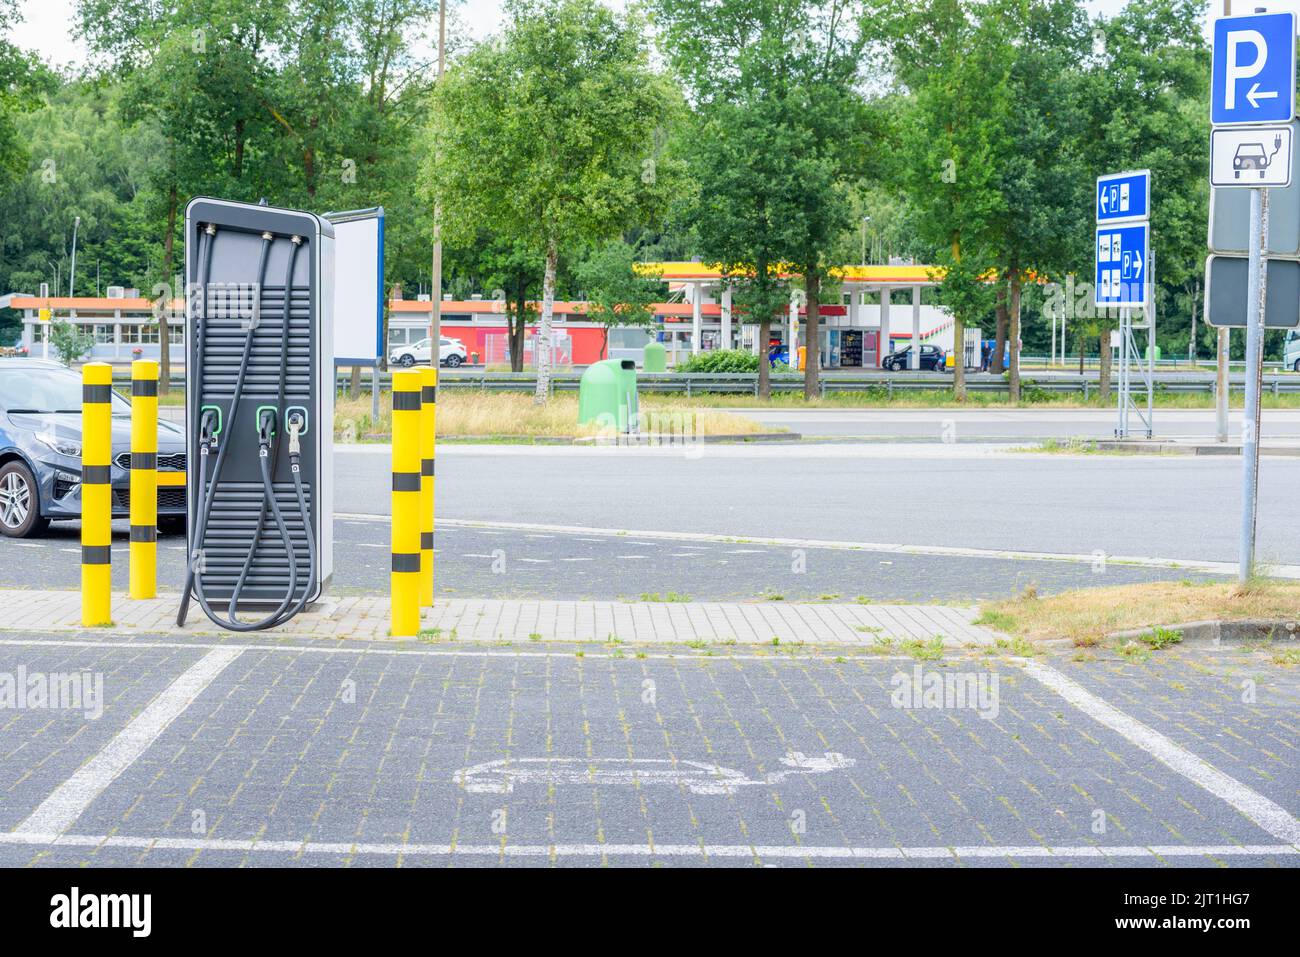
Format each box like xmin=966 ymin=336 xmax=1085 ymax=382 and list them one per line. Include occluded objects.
xmin=638 ymin=591 xmax=690 ymax=602
xmin=1137 ymin=625 xmax=1184 ymax=650
xmin=901 ymin=637 xmax=945 ymax=660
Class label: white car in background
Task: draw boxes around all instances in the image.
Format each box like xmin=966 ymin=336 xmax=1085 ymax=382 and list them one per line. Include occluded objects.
xmin=389 ymin=336 xmax=468 ymax=368
xmin=1286 ymin=329 xmax=1300 ymax=373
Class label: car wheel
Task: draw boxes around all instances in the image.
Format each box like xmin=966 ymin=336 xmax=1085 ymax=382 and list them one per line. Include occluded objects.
xmin=444 ymin=354 xmax=464 ymax=368
xmin=398 ymin=354 xmax=415 ymax=368
xmin=0 ymin=461 xmax=49 ymax=538
xmin=158 ymin=515 xmax=187 ymax=537
xmin=1294 ymin=358 xmax=1300 ymax=373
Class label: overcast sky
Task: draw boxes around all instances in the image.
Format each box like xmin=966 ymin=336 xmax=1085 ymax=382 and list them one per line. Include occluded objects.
xmin=0 ymin=0 xmax=1238 ymax=72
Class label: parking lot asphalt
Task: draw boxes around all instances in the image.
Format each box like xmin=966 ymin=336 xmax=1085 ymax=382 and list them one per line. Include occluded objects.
xmin=0 ymin=634 xmax=1294 ymax=867
xmin=0 ymin=514 xmax=1224 ymax=603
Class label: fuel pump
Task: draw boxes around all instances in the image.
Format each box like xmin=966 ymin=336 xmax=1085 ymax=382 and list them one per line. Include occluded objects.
xmin=178 ymin=198 xmax=334 ymax=630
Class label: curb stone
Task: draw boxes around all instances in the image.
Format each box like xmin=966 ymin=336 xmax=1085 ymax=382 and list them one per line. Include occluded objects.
xmin=1107 ymin=618 xmax=1300 ymax=646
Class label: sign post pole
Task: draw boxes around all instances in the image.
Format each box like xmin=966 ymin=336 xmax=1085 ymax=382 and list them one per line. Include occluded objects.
xmin=1239 ymin=184 xmax=1268 ymax=581
xmin=1207 ymin=7 xmax=1296 ymax=578
xmin=1216 ymin=329 xmax=1229 ymax=443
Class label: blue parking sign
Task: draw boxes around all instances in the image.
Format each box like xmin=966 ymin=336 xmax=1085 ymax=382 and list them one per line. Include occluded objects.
xmin=1094 ymin=223 xmax=1149 ymax=308
xmin=1211 ymin=12 xmax=1296 ymax=126
xmin=1096 ymin=170 xmax=1150 ymax=223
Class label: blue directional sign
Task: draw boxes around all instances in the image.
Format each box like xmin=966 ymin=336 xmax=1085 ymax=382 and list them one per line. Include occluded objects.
xmin=1094 ymin=223 xmax=1149 ymax=308
xmin=1096 ymin=170 xmax=1150 ymax=224
xmin=1211 ymin=12 xmax=1296 ymax=126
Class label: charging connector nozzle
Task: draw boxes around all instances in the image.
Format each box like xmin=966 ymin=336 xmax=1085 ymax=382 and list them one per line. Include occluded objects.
xmin=286 ymin=412 xmax=303 ymax=456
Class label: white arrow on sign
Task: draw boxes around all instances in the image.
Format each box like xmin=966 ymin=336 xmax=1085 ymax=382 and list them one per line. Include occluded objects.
xmin=1132 ymin=254 xmax=1143 ymax=280
xmin=1247 ymin=82 xmax=1280 ymax=108
xmin=1100 ymin=190 xmax=1110 ymax=212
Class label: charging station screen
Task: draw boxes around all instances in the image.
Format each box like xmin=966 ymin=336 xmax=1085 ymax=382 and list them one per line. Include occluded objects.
xmin=330 ymin=211 xmax=383 ymax=364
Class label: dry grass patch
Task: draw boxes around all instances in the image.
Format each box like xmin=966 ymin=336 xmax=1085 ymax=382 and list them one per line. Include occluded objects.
xmin=975 ymin=579 xmax=1300 ymax=646
xmin=333 ymin=391 xmax=773 ymax=440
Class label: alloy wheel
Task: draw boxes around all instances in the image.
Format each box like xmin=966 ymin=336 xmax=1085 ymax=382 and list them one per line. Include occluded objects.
xmin=0 ymin=470 xmax=31 ymax=529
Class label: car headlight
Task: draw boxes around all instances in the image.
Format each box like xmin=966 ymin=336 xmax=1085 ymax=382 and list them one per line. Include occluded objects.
xmin=37 ymin=434 xmax=82 ymax=458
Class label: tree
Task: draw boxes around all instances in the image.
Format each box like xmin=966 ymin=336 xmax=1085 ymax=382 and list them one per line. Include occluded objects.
xmin=573 ymin=240 xmax=663 ymax=359
xmin=866 ymin=0 xmax=1011 ymax=400
xmin=985 ymin=0 xmax=1091 ymax=403
xmin=652 ymin=0 xmax=868 ymax=399
xmin=1074 ymin=0 xmax=1209 ymax=400
xmin=49 ymin=319 xmax=94 ymax=366
xmin=426 ymin=0 xmax=681 ymax=402
xmin=673 ymin=97 xmax=801 ymax=398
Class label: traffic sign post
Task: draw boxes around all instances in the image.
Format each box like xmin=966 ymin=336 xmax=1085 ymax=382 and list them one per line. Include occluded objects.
xmin=1204 ymin=254 xmax=1300 ymax=327
xmin=1093 ymin=223 xmax=1150 ymax=307
xmin=1209 ymin=10 xmax=1295 ymax=582
xmin=1210 ymin=124 xmax=1293 ymax=187
xmin=1241 ymin=186 xmax=1268 ymax=581
xmin=1096 ymin=170 xmax=1150 ymax=223
xmin=1211 ymin=11 xmax=1296 ymax=126
xmin=1095 ymin=172 xmax=1153 ymax=440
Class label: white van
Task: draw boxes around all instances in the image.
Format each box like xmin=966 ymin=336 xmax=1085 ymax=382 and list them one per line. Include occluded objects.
xmin=1286 ymin=329 xmax=1300 ymax=372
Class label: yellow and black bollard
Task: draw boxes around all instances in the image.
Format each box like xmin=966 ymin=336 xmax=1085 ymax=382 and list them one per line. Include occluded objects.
xmin=81 ymin=362 xmax=113 ymax=625
xmin=419 ymin=366 xmax=437 ymax=608
xmin=390 ymin=370 xmax=422 ymax=636
xmin=129 ymin=359 xmax=158 ymax=599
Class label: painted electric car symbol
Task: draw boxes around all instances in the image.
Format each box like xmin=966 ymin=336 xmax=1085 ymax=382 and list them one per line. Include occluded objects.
xmin=453 ymin=751 xmax=855 ymax=795
xmin=1233 ymin=133 xmax=1284 ymax=179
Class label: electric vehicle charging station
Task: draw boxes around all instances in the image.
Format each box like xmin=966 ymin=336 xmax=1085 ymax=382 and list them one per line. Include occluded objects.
xmin=179 ymin=197 xmax=335 ymax=630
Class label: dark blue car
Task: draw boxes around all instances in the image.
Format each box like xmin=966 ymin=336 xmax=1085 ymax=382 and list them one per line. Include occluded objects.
xmin=0 ymin=359 xmax=187 ymax=537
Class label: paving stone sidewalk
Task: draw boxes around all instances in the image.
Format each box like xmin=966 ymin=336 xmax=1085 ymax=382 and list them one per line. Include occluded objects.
xmin=0 ymin=589 xmax=1002 ymax=646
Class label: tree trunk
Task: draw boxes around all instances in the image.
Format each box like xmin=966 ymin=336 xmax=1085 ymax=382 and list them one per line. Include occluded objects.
xmin=1098 ymin=328 xmax=1112 ymax=403
xmin=509 ymin=315 xmax=524 ymax=372
xmin=1008 ymin=268 xmax=1022 ymax=404
xmin=992 ymin=279 xmax=1008 ymax=374
xmin=757 ymin=317 xmax=772 ymax=400
xmin=350 ymin=365 xmax=361 ymax=400
xmin=534 ymin=237 xmax=558 ymax=404
xmin=158 ymin=182 xmax=177 ymax=396
xmin=952 ymin=315 xmax=966 ymax=401
xmin=803 ymin=271 xmax=820 ymax=400
xmin=509 ymin=280 xmax=527 ymax=372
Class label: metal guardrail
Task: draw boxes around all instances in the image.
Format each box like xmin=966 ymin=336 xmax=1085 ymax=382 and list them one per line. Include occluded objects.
xmin=114 ymin=367 xmax=1300 ymax=397
xmin=330 ymin=366 xmax=1300 ymax=395
xmin=409 ymin=370 xmax=1300 ymax=399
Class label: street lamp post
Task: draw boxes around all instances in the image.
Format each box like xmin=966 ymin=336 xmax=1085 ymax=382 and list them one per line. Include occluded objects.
xmin=69 ymin=216 xmax=81 ymax=297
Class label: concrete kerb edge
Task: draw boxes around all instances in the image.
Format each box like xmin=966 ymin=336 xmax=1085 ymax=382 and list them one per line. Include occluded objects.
xmin=1107 ymin=618 xmax=1300 ymax=646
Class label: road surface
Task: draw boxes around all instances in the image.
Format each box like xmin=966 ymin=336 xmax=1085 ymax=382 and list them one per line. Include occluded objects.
xmin=337 ymin=444 xmax=1300 ymax=568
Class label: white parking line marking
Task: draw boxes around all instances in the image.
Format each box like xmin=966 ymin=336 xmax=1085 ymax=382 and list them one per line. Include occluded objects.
xmin=13 ymin=648 xmax=243 ymax=836
xmin=0 ymin=832 xmax=1292 ymax=861
xmin=1022 ymin=659 xmax=1300 ymax=845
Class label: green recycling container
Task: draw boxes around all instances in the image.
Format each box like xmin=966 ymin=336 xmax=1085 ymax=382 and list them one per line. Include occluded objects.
xmin=578 ymin=358 xmax=638 ymax=431
xmin=1144 ymin=344 xmax=1162 ymax=362
xmin=642 ymin=340 xmax=667 ymax=372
